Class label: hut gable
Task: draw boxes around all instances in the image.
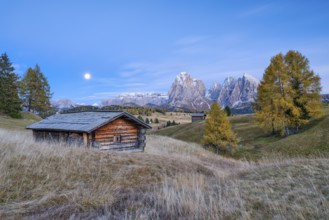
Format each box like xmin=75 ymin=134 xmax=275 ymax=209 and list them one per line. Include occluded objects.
xmin=26 ymin=111 xmax=151 ymax=151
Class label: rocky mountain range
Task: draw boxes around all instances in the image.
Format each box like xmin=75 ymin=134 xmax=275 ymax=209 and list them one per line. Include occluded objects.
xmin=52 ymin=72 xmax=261 ymax=112
xmin=52 ymin=73 xmax=328 ymax=112
xmin=208 ymin=74 xmax=259 ymax=109
xmin=99 ymin=72 xmax=259 ymax=112
xmin=100 ymin=93 xmax=168 ymax=107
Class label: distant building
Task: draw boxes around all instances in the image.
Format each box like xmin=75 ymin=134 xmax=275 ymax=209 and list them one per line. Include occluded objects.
xmin=191 ymin=113 xmax=207 ymax=122
xmin=26 ymin=111 xmax=151 ymax=151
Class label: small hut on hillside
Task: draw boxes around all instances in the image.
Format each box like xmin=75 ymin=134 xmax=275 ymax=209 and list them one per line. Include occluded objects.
xmin=26 ymin=111 xmax=151 ymax=151
xmin=191 ymin=113 xmax=207 ymax=122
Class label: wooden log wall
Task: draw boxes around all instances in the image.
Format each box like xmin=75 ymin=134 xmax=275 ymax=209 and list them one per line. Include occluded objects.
xmin=94 ymin=118 xmax=139 ymax=149
xmin=138 ymin=128 xmax=146 ymax=151
xmin=33 ymin=130 xmax=84 ymax=146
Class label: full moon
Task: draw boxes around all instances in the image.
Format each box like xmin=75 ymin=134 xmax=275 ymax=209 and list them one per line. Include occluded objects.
xmin=84 ymin=73 xmax=91 ymax=80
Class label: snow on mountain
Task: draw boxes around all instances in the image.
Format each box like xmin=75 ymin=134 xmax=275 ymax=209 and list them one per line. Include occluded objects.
xmin=168 ymin=72 xmax=211 ymax=111
xmin=167 ymin=72 xmax=259 ymax=111
xmin=54 ymin=72 xmax=260 ymax=113
xmin=217 ymin=77 xmax=238 ymax=107
xmin=51 ymin=99 xmax=76 ymax=111
xmin=101 ymin=92 xmax=168 ymax=107
xmin=176 ymin=72 xmax=189 ymax=86
xmin=207 ymin=81 xmax=222 ymax=102
xmin=218 ymin=74 xmax=259 ymax=108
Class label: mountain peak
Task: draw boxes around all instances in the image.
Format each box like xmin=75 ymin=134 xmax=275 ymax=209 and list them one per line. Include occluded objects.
xmin=216 ymin=74 xmax=259 ymax=108
xmin=223 ymin=76 xmax=236 ymax=85
xmin=168 ymin=72 xmax=210 ymax=111
xmin=211 ymin=81 xmax=221 ymax=89
xmin=176 ymin=72 xmax=193 ymax=85
xmin=243 ymin=73 xmax=259 ymax=84
xmin=207 ymin=81 xmax=222 ymax=102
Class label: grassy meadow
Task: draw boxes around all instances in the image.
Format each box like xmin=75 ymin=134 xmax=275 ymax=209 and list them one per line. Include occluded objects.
xmin=156 ymin=106 xmax=329 ymax=160
xmin=143 ymin=112 xmax=191 ymax=131
xmin=0 ymin=112 xmax=41 ymax=131
xmin=1 ymin=129 xmax=329 ymax=219
xmin=0 ymin=108 xmax=329 ymax=219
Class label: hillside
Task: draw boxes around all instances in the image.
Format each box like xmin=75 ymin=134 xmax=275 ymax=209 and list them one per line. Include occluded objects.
xmin=0 ymin=112 xmax=42 ymax=131
xmin=156 ymin=106 xmax=329 ymax=160
xmin=1 ymin=129 xmax=329 ymax=219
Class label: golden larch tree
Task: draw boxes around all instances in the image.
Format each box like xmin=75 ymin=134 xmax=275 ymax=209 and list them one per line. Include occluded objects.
xmin=256 ymin=50 xmax=323 ymax=136
xmin=203 ymin=102 xmax=238 ymax=153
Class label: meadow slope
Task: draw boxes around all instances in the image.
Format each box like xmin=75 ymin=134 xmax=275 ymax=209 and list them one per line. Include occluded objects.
xmin=156 ymin=106 xmax=329 ymax=160
xmin=1 ymin=129 xmax=329 ymax=219
xmin=0 ymin=112 xmax=41 ymax=131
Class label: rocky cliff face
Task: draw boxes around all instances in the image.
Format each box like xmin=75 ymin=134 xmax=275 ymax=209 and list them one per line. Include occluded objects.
xmin=207 ymin=82 xmax=222 ymax=102
xmin=216 ymin=77 xmax=238 ymax=107
xmin=206 ymin=74 xmax=259 ymax=109
xmin=167 ymin=72 xmax=211 ymax=111
xmin=218 ymin=74 xmax=259 ymax=108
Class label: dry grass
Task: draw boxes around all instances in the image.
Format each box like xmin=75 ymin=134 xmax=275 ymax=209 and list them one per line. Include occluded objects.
xmin=146 ymin=112 xmax=191 ymax=130
xmin=0 ymin=129 xmax=328 ymax=219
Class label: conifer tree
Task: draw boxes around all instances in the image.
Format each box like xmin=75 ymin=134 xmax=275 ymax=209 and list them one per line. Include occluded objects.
xmin=286 ymin=51 xmax=323 ymax=126
xmin=203 ymin=102 xmax=238 ymax=153
xmin=256 ymin=50 xmax=322 ymax=136
xmin=137 ymin=115 xmax=144 ymax=121
xmin=0 ymin=53 xmax=21 ymax=118
xmin=145 ymin=118 xmax=150 ymax=124
xmin=20 ymin=65 xmax=53 ymax=117
xmin=224 ymin=106 xmax=232 ymax=116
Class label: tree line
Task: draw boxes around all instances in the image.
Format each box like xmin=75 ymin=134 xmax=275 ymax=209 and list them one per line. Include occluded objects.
xmin=0 ymin=53 xmax=54 ymax=118
xmin=61 ymin=105 xmax=167 ymax=116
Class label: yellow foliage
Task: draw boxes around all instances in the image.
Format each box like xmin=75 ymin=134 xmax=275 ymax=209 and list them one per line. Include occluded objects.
xmin=203 ymin=103 xmax=238 ymax=153
xmin=256 ymin=50 xmax=323 ymax=136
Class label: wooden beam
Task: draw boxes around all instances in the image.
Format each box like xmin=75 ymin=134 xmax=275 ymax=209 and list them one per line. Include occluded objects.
xmin=83 ymin=133 xmax=88 ymax=146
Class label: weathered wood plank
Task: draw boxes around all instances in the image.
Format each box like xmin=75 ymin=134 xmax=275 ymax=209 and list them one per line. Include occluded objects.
xmin=95 ymin=118 xmax=139 ymax=150
xmin=99 ymin=140 xmax=136 ymax=144
xmin=96 ymin=137 xmax=137 ymax=142
xmin=95 ymin=131 xmax=137 ymax=138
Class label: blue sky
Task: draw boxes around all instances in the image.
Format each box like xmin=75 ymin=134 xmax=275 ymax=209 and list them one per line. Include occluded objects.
xmin=1 ymin=0 xmax=329 ymax=104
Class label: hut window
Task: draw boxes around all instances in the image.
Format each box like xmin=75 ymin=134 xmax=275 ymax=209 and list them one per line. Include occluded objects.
xmin=114 ymin=135 xmax=121 ymax=143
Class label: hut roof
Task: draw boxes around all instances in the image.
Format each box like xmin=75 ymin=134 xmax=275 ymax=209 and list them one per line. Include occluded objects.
xmin=191 ymin=113 xmax=206 ymax=117
xmin=26 ymin=111 xmax=151 ymax=133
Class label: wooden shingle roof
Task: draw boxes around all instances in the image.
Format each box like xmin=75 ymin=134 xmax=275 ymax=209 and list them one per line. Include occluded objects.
xmin=26 ymin=111 xmax=151 ymax=133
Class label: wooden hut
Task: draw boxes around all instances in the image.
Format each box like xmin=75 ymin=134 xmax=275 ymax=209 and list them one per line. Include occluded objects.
xmin=191 ymin=113 xmax=207 ymax=122
xmin=26 ymin=111 xmax=151 ymax=151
